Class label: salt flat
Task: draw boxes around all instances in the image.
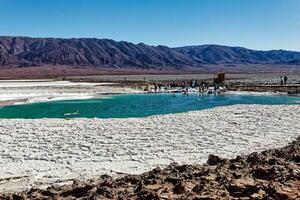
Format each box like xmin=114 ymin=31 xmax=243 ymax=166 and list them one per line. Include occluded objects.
xmin=0 ymin=80 xmax=140 ymax=104
xmin=0 ymin=104 xmax=299 ymax=192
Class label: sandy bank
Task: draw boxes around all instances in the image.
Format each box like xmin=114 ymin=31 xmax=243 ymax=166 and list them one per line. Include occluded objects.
xmin=0 ymin=104 xmax=299 ymax=192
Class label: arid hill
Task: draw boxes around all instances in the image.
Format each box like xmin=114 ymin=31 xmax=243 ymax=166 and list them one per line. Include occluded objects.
xmin=1 ymin=36 xmax=300 ymax=71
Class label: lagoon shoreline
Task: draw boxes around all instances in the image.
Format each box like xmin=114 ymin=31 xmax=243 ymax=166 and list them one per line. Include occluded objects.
xmin=0 ymin=77 xmax=299 ymax=107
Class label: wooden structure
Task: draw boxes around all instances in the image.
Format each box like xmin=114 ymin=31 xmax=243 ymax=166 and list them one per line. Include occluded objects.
xmin=214 ymin=72 xmax=225 ymax=84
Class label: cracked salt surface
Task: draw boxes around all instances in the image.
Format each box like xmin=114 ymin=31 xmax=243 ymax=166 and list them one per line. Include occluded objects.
xmin=0 ymin=104 xmax=299 ymax=192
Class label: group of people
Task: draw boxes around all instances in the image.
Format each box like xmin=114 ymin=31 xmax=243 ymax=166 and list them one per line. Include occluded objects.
xmin=280 ymin=75 xmax=288 ymax=85
xmin=150 ymin=80 xmax=210 ymax=93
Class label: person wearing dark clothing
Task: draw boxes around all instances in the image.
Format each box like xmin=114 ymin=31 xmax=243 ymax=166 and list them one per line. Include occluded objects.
xmin=284 ymin=75 xmax=288 ymax=85
xmin=154 ymin=83 xmax=158 ymax=93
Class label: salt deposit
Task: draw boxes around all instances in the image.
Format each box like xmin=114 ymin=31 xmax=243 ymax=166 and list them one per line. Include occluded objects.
xmin=0 ymin=104 xmax=299 ymax=192
xmin=0 ymin=80 xmax=140 ymax=105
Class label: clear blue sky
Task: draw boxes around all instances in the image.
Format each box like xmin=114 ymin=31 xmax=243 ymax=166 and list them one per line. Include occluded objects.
xmin=0 ymin=0 xmax=299 ymax=51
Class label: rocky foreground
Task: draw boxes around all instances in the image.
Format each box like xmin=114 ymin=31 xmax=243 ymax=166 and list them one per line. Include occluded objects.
xmin=1 ymin=137 xmax=299 ymax=200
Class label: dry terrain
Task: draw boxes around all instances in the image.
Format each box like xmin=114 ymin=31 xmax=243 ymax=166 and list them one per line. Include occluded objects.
xmin=0 ymin=105 xmax=299 ymax=192
xmin=1 ymin=136 xmax=299 ymax=199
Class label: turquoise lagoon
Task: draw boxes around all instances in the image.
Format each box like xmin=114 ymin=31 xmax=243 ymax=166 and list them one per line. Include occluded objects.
xmin=0 ymin=93 xmax=299 ymax=119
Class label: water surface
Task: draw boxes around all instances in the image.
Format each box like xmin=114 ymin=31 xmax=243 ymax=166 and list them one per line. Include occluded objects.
xmin=0 ymin=93 xmax=299 ymax=119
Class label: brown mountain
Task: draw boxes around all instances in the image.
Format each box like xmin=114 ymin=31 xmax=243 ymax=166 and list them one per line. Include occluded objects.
xmin=1 ymin=36 xmax=300 ymax=70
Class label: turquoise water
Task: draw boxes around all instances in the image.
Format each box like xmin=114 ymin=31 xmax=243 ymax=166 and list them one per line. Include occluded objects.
xmin=0 ymin=94 xmax=299 ymax=119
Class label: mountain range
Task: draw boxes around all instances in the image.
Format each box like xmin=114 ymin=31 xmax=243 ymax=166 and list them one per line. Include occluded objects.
xmin=1 ymin=36 xmax=300 ymax=71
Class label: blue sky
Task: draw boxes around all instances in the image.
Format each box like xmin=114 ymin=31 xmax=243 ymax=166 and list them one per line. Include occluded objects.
xmin=0 ymin=0 xmax=299 ymax=51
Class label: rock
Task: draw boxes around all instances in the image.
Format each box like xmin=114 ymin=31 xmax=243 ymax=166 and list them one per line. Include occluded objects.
xmin=192 ymin=168 xmax=209 ymax=177
xmin=229 ymin=163 xmax=237 ymax=170
xmin=226 ymin=178 xmax=257 ymax=197
xmin=192 ymin=183 xmax=205 ymax=193
xmin=11 ymin=194 xmax=24 ymax=200
xmin=265 ymin=183 xmax=292 ymax=199
xmin=246 ymin=152 xmax=262 ymax=165
xmin=136 ymin=189 xmax=160 ymax=200
xmin=173 ymin=182 xmax=186 ymax=194
xmin=174 ymin=164 xmax=191 ymax=173
xmin=207 ymin=154 xmax=223 ymax=165
xmin=250 ymin=189 xmax=266 ymax=199
xmin=60 ymin=185 xmax=94 ymax=198
xmin=268 ymin=158 xmax=276 ymax=165
xmin=40 ymin=189 xmax=54 ymax=197
xmin=132 ymin=181 xmax=143 ymax=194
xmin=252 ymin=167 xmax=273 ymax=180
xmin=120 ymin=175 xmax=141 ymax=184
xmin=292 ymin=154 xmax=300 ymax=163
xmin=97 ymin=186 xmax=114 ymax=198
xmin=165 ymin=176 xmax=181 ymax=185
xmin=193 ymin=195 xmax=216 ymax=200
xmin=99 ymin=178 xmax=114 ymax=188
xmin=145 ymin=184 xmax=162 ymax=191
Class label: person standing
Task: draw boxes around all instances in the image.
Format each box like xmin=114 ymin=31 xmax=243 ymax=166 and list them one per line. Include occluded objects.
xmin=154 ymin=83 xmax=158 ymax=93
xmin=284 ymin=75 xmax=288 ymax=85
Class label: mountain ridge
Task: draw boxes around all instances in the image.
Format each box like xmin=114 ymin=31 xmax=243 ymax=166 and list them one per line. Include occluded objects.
xmin=1 ymin=36 xmax=300 ymax=70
